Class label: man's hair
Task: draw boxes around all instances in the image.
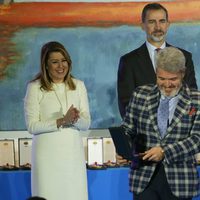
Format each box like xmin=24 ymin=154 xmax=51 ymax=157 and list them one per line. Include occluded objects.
xmin=141 ymin=3 xmax=168 ymax=23
xmin=156 ymin=47 xmax=186 ymax=73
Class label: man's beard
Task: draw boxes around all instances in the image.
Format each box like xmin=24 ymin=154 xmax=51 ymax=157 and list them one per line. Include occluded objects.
xmin=160 ymin=86 xmax=181 ymax=98
xmin=150 ymin=31 xmax=166 ymax=42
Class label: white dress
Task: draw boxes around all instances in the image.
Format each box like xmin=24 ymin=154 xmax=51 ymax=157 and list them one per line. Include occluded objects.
xmin=24 ymin=79 xmax=91 ymax=200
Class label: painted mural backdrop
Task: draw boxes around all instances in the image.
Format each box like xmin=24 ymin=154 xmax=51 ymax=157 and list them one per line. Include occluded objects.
xmin=0 ymin=1 xmax=200 ymax=130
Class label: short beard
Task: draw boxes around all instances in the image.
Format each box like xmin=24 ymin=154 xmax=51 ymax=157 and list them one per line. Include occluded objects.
xmin=149 ymin=32 xmax=166 ymax=43
xmin=160 ymin=86 xmax=181 ymax=98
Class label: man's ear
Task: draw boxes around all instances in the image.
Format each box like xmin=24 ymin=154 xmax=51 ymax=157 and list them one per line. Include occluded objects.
xmin=181 ymin=71 xmax=185 ymax=79
xmin=166 ymin=21 xmax=170 ymax=30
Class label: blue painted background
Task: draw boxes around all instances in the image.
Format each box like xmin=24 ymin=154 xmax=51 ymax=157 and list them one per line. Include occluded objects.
xmin=0 ymin=24 xmax=199 ymax=130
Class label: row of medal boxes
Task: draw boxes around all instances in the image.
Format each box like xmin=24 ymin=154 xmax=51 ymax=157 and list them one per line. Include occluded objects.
xmin=0 ymin=137 xmax=118 ymax=170
xmin=1 ymin=137 xmax=199 ymax=170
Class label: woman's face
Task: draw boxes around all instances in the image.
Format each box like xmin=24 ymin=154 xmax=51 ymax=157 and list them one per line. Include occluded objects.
xmin=47 ymin=51 xmax=69 ymax=83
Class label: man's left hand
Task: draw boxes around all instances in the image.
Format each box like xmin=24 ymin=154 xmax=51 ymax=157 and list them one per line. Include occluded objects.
xmin=140 ymin=146 xmax=164 ymax=162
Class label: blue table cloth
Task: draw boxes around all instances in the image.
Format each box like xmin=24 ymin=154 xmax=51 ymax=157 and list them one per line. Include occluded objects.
xmin=0 ymin=167 xmax=199 ymax=200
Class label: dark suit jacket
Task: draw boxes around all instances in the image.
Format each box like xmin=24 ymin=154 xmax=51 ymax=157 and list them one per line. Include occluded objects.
xmin=123 ymin=84 xmax=200 ymax=198
xmin=117 ymin=43 xmax=197 ymax=117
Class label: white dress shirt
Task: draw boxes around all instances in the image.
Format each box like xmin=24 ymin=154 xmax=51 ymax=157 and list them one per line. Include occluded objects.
xmin=146 ymin=41 xmax=166 ymax=71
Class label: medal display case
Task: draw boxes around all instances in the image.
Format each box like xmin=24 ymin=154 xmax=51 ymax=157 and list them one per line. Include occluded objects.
xmin=0 ymin=139 xmax=15 ymax=168
xmin=18 ymin=138 xmax=32 ymax=169
xmin=103 ymin=137 xmax=116 ymax=163
xmin=87 ymin=138 xmax=103 ymax=165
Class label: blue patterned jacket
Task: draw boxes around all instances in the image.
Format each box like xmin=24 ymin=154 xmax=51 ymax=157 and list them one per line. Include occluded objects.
xmin=123 ymin=84 xmax=200 ymax=198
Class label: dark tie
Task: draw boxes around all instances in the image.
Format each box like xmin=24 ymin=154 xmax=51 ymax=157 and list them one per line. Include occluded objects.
xmin=154 ymin=48 xmax=161 ymax=69
xmin=155 ymin=48 xmax=161 ymax=52
xmin=157 ymin=98 xmax=170 ymax=138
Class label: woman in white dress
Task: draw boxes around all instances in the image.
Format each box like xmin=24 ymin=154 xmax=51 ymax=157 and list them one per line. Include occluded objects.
xmin=24 ymin=41 xmax=91 ymax=200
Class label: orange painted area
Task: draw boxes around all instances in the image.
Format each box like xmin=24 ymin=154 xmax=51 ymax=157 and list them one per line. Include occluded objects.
xmin=0 ymin=1 xmax=200 ymax=27
xmin=0 ymin=25 xmax=20 ymax=79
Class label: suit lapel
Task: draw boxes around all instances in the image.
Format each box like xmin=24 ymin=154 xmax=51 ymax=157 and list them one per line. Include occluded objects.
xmin=137 ymin=43 xmax=156 ymax=80
xmin=166 ymin=43 xmax=171 ymax=47
xmin=147 ymin=86 xmax=160 ymax=134
xmin=167 ymin=87 xmax=191 ymax=133
xmin=146 ymin=86 xmax=191 ymax=138
xmin=137 ymin=42 xmax=172 ymax=79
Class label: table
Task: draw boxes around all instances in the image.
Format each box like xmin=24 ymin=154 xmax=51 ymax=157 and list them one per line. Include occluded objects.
xmin=0 ymin=167 xmax=199 ymax=200
xmin=88 ymin=167 xmax=132 ymax=200
xmin=0 ymin=170 xmax=31 ymax=200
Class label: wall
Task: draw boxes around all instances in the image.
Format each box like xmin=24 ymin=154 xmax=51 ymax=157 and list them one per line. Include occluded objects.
xmin=0 ymin=0 xmax=200 ymax=131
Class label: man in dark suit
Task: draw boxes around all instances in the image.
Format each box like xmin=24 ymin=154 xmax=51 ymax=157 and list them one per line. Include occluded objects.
xmin=117 ymin=3 xmax=197 ymax=118
xmin=122 ymin=47 xmax=200 ymax=200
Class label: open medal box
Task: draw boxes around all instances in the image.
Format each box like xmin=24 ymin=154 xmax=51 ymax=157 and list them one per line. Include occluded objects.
xmin=86 ymin=137 xmax=117 ymax=169
xmin=0 ymin=139 xmax=16 ymax=170
xmin=18 ymin=138 xmax=32 ymax=169
xmin=0 ymin=136 xmax=118 ymax=170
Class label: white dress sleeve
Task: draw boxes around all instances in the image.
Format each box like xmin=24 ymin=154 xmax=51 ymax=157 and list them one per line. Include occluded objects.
xmin=24 ymin=81 xmax=58 ymax=135
xmin=73 ymin=80 xmax=91 ymax=131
